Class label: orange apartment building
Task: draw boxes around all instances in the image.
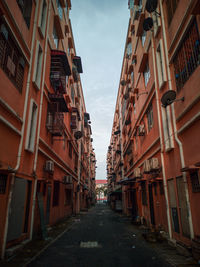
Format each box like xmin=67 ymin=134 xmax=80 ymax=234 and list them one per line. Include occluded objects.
xmin=107 ymin=0 xmax=200 ymax=257
xmin=0 ymin=0 xmax=96 ymax=259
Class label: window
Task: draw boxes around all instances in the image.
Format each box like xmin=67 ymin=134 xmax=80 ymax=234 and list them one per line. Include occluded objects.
xmin=52 ymin=25 xmax=59 ymax=49
xmin=131 ymin=71 xmax=134 ymax=84
xmin=0 ymin=21 xmax=25 ymax=92
xmin=143 ymin=63 xmax=150 ymax=86
xmin=141 ymin=182 xmax=147 ymax=205
xmin=68 ymin=142 xmax=72 ymax=158
xmin=65 ymin=189 xmax=72 ymax=206
xmin=167 ymin=0 xmax=180 ymax=25
xmin=0 ymin=174 xmax=7 ymax=194
xmin=63 ymin=132 xmax=66 ymax=150
xmin=173 ymin=19 xmax=200 ymax=91
xmin=190 ymin=171 xmax=200 ymax=193
xmin=33 ymin=42 xmax=43 ymax=89
xmin=152 ymin=8 xmax=161 ymax=36
xmin=126 ymin=42 xmax=132 ymax=57
xmin=17 ymin=0 xmax=32 ymax=28
xmin=38 ymin=0 xmax=47 ymax=37
xmin=146 ymin=103 xmax=153 ymax=131
xmin=141 ymin=30 xmax=146 ymax=47
xmin=74 ymin=153 xmax=78 ymax=173
xmin=56 ymin=0 xmax=63 ymax=20
xmin=122 ymin=99 xmax=127 ymax=122
xmin=71 ymin=85 xmax=75 ymax=103
xmin=25 ymin=99 xmax=38 ymax=152
xmin=156 ymin=42 xmax=167 ymax=89
xmin=53 ymin=181 xmax=60 ymax=206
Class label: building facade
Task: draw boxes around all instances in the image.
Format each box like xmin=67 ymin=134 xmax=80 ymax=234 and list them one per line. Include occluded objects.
xmin=96 ymin=179 xmax=107 ymax=203
xmin=0 ymin=0 xmax=96 ymax=259
xmin=107 ymin=0 xmax=200 ymax=255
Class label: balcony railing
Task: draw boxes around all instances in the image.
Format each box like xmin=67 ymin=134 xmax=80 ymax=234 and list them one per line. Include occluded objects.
xmin=46 ymin=112 xmax=64 ymax=136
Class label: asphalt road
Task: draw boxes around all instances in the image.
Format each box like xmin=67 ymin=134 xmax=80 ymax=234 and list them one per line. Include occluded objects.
xmin=28 ymin=204 xmax=171 ymax=267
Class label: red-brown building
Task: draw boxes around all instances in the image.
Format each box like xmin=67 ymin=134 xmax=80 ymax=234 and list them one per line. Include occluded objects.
xmin=107 ymin=0 xmax=200 ymax=257
xmin=0 ymin=0 xmax=96 ymax=259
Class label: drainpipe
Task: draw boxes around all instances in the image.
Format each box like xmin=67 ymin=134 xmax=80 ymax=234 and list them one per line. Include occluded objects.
xmin=1 ymin=1 xmax=40 ymax=259
xmin=77 ymin=86 xmax=82 ymax=213
xmin=151 ymin=34 xmax=172 ymax=239
xmin=118 ymin=98 xmax=125 ymax=211
xmin=30 ymin=0 xmax=52 ymax=241
xmin=159 ymin=0 xmax=194 ymax=239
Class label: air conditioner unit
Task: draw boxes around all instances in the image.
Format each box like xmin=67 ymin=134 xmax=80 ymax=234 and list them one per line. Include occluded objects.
xmin=134 ymin=167 xmax=141 ymax=178
xmin=44 ymin=160 xmax=54 ymax=173
xmin=138 ymin=124 xmax=145 ymax=136
xmin=63 ymin=175 xmax=72 ymax=184
xmin=143 ymin=159 xmax=151 ymax=173
xmin=150 ymin=158 xmax=159 ymax=171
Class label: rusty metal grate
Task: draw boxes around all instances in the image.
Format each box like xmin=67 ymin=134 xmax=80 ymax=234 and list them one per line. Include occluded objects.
xmin=0 ymin=174 xmax=7 ymax=194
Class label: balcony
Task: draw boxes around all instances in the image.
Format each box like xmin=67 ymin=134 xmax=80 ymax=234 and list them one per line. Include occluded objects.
xmin=50 ymin=50 xmax=71 ymax=94
xmin=46 ymin=112 xmax=64 ymax=136
xmin=48 ymin=93 xmax=69 ymax=112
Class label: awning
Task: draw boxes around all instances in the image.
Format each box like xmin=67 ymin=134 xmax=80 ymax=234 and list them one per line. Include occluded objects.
xmin=48 ymin=93 xmax=69 ymax=112
xmin=181 ymin=165 xmax=200 ymax=172
xmin=51 ymin=50 xmax=71 ymax=76
xmin=110 ymin=188 xmax=122 ymax=195
xmin=118 ymin=177 xmax=135 ymax=185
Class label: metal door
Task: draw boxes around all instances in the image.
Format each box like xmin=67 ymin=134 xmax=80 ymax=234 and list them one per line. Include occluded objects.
xmin=46 ymin=186 xmax=51 ymax=225
xmin=7 ymin=177 xmax=27 ymax=242
xmin=130 ymin=189 xmax=138 ymax=219
xmin=148 ymin=184 xmax=155 ymax=225
xmin=176 ymin=176 xmax=190 ymax=237
xmin=168 ymin=179 xmax=180 ymax=233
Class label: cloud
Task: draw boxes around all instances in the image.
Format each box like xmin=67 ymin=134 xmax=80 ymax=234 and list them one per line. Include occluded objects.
xmin=71 ymin=0 xmax=129 ymax=179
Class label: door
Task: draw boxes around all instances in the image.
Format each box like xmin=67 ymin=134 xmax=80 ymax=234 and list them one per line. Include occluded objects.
xmin=7 ymin=177 xmax=27 ymax=242
xmin=168 ymin=179 xmax=180 ymax=233
xmin=148 ymin=184 xmax=155 ymax=225
xmin=130 ymin=189 xmax=138 ymax=219
xmin=176 ymin=176 xmax=190 ymax=237
xmin=46 ymin=186 xmax=51 ymax=225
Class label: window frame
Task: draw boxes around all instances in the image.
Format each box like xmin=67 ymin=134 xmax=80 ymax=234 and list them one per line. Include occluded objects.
xmin=146 ymin=102 xmax=153 ymax=132
xmin=143 ymin=63 xmax=150 ymax=87
xmin=38 ymin=0 xmax=47 ymax=38
xmin=25 ymin=99 xmax=38 ymax=153
xmin=32 ymin=41 xmax=43 ymax=90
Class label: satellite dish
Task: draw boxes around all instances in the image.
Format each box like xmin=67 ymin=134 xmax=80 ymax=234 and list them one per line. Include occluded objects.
xmin=161 ymin=90 xmax=176 ymax=107
xmin=146 ymin=0 xmax=158 ymax=13
xmin=143 ymin=18 xmax=153 ymax=31
xmin=74 ymin=131 xmax=83 ymax=140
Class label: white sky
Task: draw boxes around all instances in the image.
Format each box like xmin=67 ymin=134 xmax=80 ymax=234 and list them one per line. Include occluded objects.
xmin=70 ymin=0 xmax=129 ymax=179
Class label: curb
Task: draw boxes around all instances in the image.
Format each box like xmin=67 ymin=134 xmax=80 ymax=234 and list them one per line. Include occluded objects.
xmin=23 ymin=222 xmax=75 ymax=267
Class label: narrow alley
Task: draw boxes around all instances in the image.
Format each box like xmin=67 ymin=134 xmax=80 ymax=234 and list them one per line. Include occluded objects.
xmin=27 ymin=204 xmax=171 ymax=267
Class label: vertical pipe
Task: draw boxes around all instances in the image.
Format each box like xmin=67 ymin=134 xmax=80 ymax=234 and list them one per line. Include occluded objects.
xmin=151 ymin=34 xmax=172 ymax=238
xmin=30 ymin=0 xmax=52 ymax=240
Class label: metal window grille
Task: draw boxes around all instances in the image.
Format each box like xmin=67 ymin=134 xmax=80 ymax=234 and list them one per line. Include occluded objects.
xmin=0 ymin=21 xmax=25 ymax=92
xmin=147 ymin=103 xmax=153 ymax=131
xmin=0 ymin=174 xmax=7 ymax=194
xmin=173 ymin=19 xmax=200 ymax=91
xmin=190 ymin=171 xmax=200 ymax=193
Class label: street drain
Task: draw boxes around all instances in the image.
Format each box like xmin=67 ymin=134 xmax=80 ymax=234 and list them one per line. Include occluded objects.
xmin=80 ymin=241 xmax=100 ymax=248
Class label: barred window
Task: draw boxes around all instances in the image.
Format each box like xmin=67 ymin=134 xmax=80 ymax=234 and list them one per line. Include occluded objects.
xmin=173 ymin=19 xmax=200 ymax=91
xmin=146 ymin=103 xmax=153 ymax=132
xmin=190 ymin=171 xmax=200 ymax=193
xmin=0 ymin=21 xmax=25 ymax=92
xmin=167 ymin=0 xmax=180 ymax=26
